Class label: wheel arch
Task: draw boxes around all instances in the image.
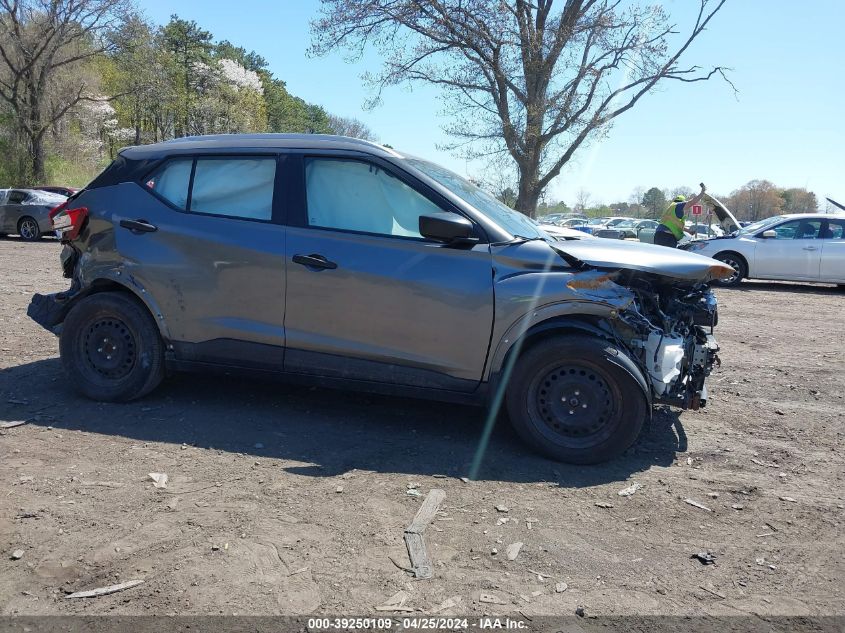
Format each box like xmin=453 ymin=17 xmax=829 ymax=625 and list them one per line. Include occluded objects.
xmin=488 ymin=314 xmax=652 ymax=409
xmin=62 ymin=277 xmax=171 ymax=341
xmin=713 ymin=249 xmax=749 ymax=275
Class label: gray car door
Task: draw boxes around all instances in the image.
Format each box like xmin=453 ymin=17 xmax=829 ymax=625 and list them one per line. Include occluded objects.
xmin=107 ymin=153 xmax=288 ymax=368
xmin=283 ymin=154 xmax=495 ymax=392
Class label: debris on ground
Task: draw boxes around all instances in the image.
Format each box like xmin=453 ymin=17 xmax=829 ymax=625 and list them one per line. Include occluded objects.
xmin=147 ymin=473 xmax=168 ymax=489
xmin=65 ymin=579 xmax=145 ymax=599
xmin=374 ymin=590 xmax=413 ymax=612
xmin=699 ymin=584 xmax=726 ymax=599
xmin=10 ymin=549 xmax=24 ymax=560
xmin=505 ymin=542 xmax=523 ymax=561
xmin=618 ymin=482 xmax=642 ymax=497
xmin=779 ymin=496 xmax=797 ymax=503
xmin=0 ymin=420 xmax=27 ymax=429
xmin=595 ymin=502 xmax=613 ymax=508
xmin=575 ymin=606 xmax=586 ymax=617
xmin=684 ymin=498 xmax=712 ymax=512
xmin=406 ymin=489 xmax=422 ymax=497
xmin=495 ymin=504 xmax=509 ymax=513
xmin=479 ymin=592 xmax=506 ymax=605
xmin=691 ymin=551 xmax=717 ymax=565
xmin=431 ymin=596 xmax=462 ymax=613
xmin=404 ymin=488 xmax=445 ymax=579
xmin=555 ymin=582 xmax=568 ymax=593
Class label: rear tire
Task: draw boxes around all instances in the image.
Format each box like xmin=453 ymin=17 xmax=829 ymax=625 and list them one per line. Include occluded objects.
xmin=18 ymin=216 xmax=41 ymax=241
xmin=59 ymin=292 xmax=165 ymax=402
xmin=506 ymin=335 xmax=648 ymax=464
xmin=713 ymin=252 xmax=747 ymax=287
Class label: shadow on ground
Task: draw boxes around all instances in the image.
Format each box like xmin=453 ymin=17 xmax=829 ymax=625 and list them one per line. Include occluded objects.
xmin=1 ymin=358 xmax=687 ymax=488
xmin=725 ymin=280 xmax=844 ymax=295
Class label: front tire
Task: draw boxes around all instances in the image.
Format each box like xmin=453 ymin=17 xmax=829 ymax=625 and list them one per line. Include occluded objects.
xmin=60 ymin=292 xmax=165 ymax=402
xmin=506 ymin=335 xmax=648 ymax=464
xmin=713 ymin=252 xmax=747 ymax=287
xmin=18 ymin=216 xmax=41 ymax=241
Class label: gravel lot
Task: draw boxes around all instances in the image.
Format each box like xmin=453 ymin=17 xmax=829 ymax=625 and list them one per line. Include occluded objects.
xmin=1 ymin=236 xmax=843 ymax=617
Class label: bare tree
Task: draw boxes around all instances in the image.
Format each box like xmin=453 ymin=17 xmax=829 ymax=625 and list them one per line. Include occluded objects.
xmin=311 ymin=0 xmax=732 ymax=215
xmin=0 ymin=0 xmax=128 ymax=181
xmin=574 ymin=187 xmax=591 ymax=213
xmin=327 ymin=113 xmax=377 ymax=140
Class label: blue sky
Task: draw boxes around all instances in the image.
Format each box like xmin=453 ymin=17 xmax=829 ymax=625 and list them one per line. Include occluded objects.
xmin=140 ymin=0 xmax=843 ymax=208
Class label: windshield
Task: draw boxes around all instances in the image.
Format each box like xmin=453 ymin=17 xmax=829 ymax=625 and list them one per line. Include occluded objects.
xmin=738 ymin=215 xmax=785 ymax=235
xmin=404 ymin=158 xmax=544 ymax=240
xmin=615 ymin=220 xmax=635 ymax=228
xmin=586 ymin=217 xmax=606 ymax=225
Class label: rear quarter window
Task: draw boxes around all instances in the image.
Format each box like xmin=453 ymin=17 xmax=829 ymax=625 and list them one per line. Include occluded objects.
xmin=144 ymin=159 xmax=193 ymax=209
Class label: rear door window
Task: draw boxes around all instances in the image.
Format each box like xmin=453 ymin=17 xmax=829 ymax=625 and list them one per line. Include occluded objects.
xmin=190 ymin=158 xmax=275 ymax=220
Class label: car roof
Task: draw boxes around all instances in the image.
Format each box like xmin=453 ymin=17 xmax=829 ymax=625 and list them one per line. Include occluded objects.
xmin=776 ymin=213 xmax=845 ymax=219
xmin=119 ymin=133 xmax=403 ymax=160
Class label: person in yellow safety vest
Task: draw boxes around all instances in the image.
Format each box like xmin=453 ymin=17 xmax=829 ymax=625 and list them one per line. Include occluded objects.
xmin=654 ymin=183 xmax=707 ymax=248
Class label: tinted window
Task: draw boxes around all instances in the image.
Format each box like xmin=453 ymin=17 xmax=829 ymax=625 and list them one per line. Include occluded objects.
xmin=190 ymin=158 xmax=275 ymax=220
xmin=145 ymin=159 xmax=192 ymax=209
xmin=8 ymin=190 xmax=28 ymax=204
xmin=305 ymin=158 xmax=444 ymax=238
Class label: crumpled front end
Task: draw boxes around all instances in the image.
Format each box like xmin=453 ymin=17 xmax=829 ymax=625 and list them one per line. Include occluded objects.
xmin=565 ymin=268 xmax=721 ymax=410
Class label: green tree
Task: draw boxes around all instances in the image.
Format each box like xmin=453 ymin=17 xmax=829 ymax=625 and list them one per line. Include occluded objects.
xmin=0 ymin=0 xmax=129 ymax=181
xmin=642 ymin=187 xmax=667 ymax=218
xmin=162 ymin=16 xmax=214 ymax=136
xmin=780 ymin=188 xmax=818 ymax=214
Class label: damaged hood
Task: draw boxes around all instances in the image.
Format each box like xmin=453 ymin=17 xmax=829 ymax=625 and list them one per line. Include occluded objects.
xmin=551 ymin=238 xmax=734 ymax=283
xmin=702 ymin=193 xmax=741 ymax=234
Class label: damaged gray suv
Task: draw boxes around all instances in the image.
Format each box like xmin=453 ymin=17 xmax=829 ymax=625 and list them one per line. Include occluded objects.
xmin=29 ymin=134 xmax=732 ymax=464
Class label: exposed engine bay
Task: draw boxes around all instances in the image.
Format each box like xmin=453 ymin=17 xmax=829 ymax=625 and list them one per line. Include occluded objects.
xmin=564 ymin=267 xmax=721 ymax=411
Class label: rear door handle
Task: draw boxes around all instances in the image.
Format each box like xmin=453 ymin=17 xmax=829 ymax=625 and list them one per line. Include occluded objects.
xmin=120 ymin=219 xmax=158 ymax=233
xmin=292 ymin=253 xmax=337 ymax=270
xmin=802 ymin=246 xmax=818 ymax=251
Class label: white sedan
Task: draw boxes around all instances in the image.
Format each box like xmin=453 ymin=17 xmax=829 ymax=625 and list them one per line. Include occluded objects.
xmin=681 ymin=213 xmax=845 ymax=287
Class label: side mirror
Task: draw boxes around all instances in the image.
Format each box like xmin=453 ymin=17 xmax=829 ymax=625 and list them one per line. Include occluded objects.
xmin=419 ymin=213 xmax=476 ymax=244
xmin=761 ymin=229 xmax=777 ymax=239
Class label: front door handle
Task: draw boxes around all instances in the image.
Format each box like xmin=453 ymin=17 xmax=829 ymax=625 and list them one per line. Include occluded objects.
xmin=292 ymin=253 xmax=337 ymax=270
xmin=802 ymin=246 xmax=818 ymax=251
xmin=120 ymin=219 xmax=158 ymax=234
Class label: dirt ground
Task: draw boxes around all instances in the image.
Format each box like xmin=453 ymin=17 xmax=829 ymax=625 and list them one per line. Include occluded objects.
xmin=1 ymin=236 xmax=843 ymax=618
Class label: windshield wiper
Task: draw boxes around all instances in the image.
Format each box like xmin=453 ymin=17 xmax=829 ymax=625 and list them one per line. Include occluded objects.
xmin=496 ymin=234 xmax=547 ymax=246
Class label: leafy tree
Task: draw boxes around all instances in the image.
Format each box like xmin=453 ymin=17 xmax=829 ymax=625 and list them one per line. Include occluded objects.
xmin=161 ymin=16 xmax=214 ymax=136
xmin=642 ymin=187 xmax=667 ymax=218
xmin=780 ymin=188 xmax=818 ymax=214
xmin=311 ymin=0 xmax=731 ymax=215
xmin=0 ymin=0 xmax=129 ymax=181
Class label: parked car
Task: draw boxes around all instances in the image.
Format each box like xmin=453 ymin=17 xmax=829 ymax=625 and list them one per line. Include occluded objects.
xmin=685 ymin=221 xmax=725 ymax=240
xmin=681 ymin=213 xmax=845 ymax=287
xmin=558 ymin=217 xmax=588 ymax=228
xmin=29 ymin=134 xmax=732 ymax=464
xmin=576 ymin=216 xmax=631 ymax=239
xmin=537 ymin=223 xmax=597 ymax=241
xmin=32 ymin=185 xmax=80 ymax=198
xmin=0 ymin=188 xmax=67 ymax=241
xmin=614 ymin=218 xmax=659 ymax=239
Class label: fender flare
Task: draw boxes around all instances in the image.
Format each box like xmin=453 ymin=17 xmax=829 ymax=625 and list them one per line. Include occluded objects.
xmin=61 ymin=271 xmax=172 ymax=341
xmin=486 ymin=311 xmax=652 ymax=410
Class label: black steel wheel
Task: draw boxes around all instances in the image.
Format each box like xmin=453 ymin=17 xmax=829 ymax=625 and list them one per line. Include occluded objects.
xmin=60 ymin=292 xmax=164 ymax=402
xmin=506 ymin=335 xmax=648 ymax=464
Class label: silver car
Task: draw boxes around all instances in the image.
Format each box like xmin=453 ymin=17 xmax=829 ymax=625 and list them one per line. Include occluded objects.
xmin=0 ymin=188 xmax=67 ymax=241
xmin=28 ymin=134 xmax=733 ymax=464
